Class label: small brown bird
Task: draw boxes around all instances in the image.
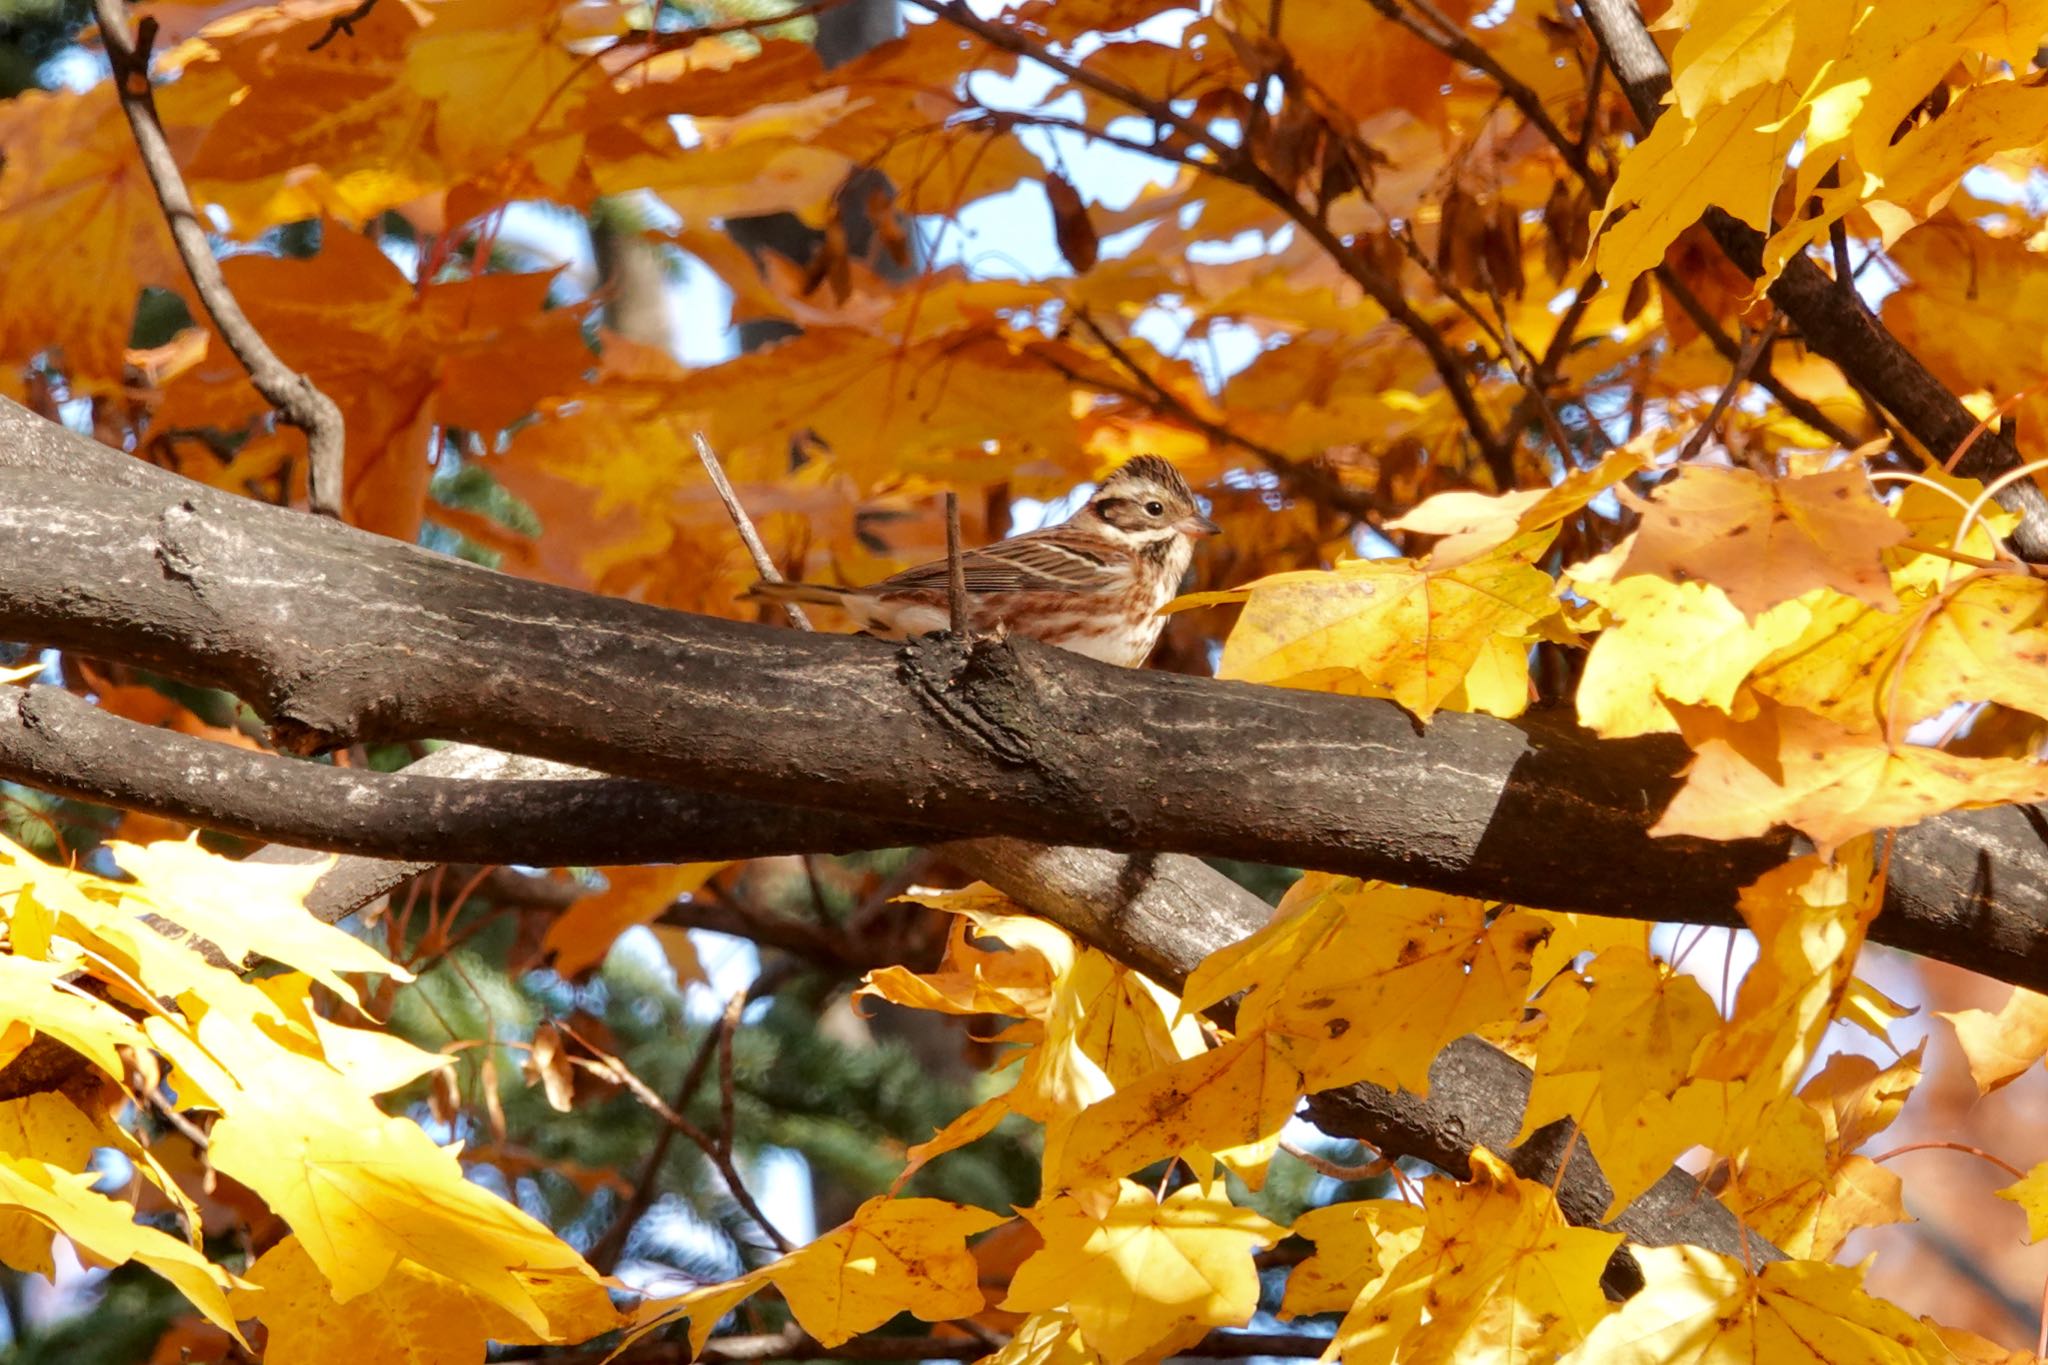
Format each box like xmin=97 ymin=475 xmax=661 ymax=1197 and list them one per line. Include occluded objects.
xmin=746 ymin=455 xmax=1221 ymax=668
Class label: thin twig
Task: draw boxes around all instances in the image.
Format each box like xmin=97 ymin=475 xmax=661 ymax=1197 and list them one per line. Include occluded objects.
xmin=1062 ymin=311 xmax=1384 ymax=519
xmin=694 ymin=432 xmax=812 ymax=631
xmin=614 ymin=0 xmax=856 ymax=52
xmin=1653 ymin=267 xmax=1861 ymax=448
xmin=1481 ymin=280 xmax=1579 ymax=469
xmin=1677 ymin=313 xmax=1784 ymax=464
xmin=716 ymin=986 xmax=746 ymax=1161
xmin=1830 ymin=218 xmax=1857 ymax=306
xmin=592 ymin=993 xmax=750 ymax=1274
xmin=1871 ymin=1139 xmax=2029 ymax=1182
xmin=944 ymin=492 xmax=968 ymax=636
xmin=95 ymin=0 xmax=348 ymax=517
xmin=1280 ymin=1138 xmax=1390 ymax=1183
xmin=124 ymin=1052 xmax=211 ymax=1151
xmin=925 ymin=0 xmax=1511 ymax=476
xmin=306 ymin=0 xmax=378 ymax=50
xmin=558 ymin=1020 xmax=795 ymax=1254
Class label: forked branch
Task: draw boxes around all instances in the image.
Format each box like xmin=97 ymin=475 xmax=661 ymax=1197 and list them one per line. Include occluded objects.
xmin=94 ymin=0 xmax=348 ymax=517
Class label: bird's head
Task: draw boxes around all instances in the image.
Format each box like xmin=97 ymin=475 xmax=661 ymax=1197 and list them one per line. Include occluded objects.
xmin=1073 ymin=455 xmax=1221 ymax=548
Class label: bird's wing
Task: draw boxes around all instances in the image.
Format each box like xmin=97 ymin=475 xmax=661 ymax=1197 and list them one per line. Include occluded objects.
xmin=873 ymin=530 xmax=1127 ymax=595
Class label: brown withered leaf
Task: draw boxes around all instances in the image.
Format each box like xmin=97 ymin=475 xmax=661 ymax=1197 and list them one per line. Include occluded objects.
xmin=1045 ymin=172 xmax=1100 ymax=273
xmin=525 ymin=1022 xmax=576 ymax=1115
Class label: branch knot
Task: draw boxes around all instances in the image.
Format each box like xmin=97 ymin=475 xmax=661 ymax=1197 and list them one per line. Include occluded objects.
xmin=897 ymin=632 xmax=1040 ymax=766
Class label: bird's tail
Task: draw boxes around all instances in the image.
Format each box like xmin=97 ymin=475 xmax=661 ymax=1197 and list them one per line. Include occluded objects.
xmin=742 ymin=580 xmax=854 ymax=609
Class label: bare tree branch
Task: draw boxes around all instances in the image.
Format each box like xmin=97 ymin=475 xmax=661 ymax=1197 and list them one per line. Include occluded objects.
xmin=94 ymin=0 xmax=348 ymax=517
xmin=2 ymin=397 xmax=2046 ymax=996
xmin=0 ymin=685 xmax=936 ymax=865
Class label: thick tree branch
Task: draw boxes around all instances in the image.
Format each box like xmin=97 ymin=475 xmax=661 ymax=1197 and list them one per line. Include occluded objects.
xmin=0 ymin=685 xmax=936 ymax=865
xmin=0 ymin=703 xmax=1786 ymax=1271
xmin=94 ymin=0 xmax=348 ymax=518
xmin=1576 ymin=0 xmax=2048 ymax=557
xmin=2 ymin=397 xmax=2046 ymax=995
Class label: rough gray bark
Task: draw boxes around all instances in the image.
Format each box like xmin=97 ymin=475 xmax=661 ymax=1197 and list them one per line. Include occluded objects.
xmin=2 ymin=396 xmax=2046 ymax=992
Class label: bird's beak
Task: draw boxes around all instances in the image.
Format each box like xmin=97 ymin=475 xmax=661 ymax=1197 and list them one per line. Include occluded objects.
xmin=1178 ymin=512 xmax=1223 ymax=538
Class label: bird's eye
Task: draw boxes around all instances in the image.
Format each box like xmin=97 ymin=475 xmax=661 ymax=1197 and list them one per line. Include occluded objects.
xmin=1144 ymin=500 xmax=1165 ymax=517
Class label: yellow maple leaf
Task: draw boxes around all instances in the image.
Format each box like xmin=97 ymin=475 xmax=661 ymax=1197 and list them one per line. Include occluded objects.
xmin=0 ymin=1154 xmax=245 ymax=1340
xmin=977 ymin=1310 xmax=1099 ymax=1365
xmin=1617 ymin=465 xmax=1907 ymax=619
xmin=1719 ymin=1049 xmax=1920 ymax=1260
xmin=0 ymin=954 xmax=152 ymax=1085
xmin=635 ymin=1196 xmax=1008 ymax=1352
xmin=1322 ymin=1150 xmax=1618 ymax=1365
xmin=232 ymin=1233 xmax=618 ymax=1362
xmin=104 ymin=837 xmax=403 ymax=1006
xmin=1568 ymin=558 xmax=1817 ymax=738
xmin=1999 ymin=1163 xmax=2048 ymax=1241
xmin=1750 ymin=574 xmax=2048 ymax=735
xmin=1603 ymin=0 xmax=2048 ymax=290
xmin=1523 ymin=849 xmax=1883 ymax=1217
xmin=1056 ymin=1031 xmax=1304 ymax=1189
xmin=541 ymin=863 xmax=726 ymax=979
xmin=1004 ymin=1181 xmax=1283 ymax=1365
xmin=1385 ymin=437 xmax=1656 ymax=569
xmin=1189 ymin=532 xmax=1560 ymax=720
xmin=1885 ymin=467 xmax=2020 ymax=593
xmin=1595 ymin=80 xmax=1803 ymax=286
xmin=1761 ymin=2 xmax=2048 ymax=280
xmin=1024 ymin=946 xmax=1207 ymax=1175
xmin=770 ymin=1196 xmax=1009 ymax=1346
xmin=626 ymin=1273 xmax=765 ymax=1358
xmin=0 ymin=1093 xmax=119 ymax=1276
xmin=1279 ymin=1199 xmax=1424 ymax=1320
xmin=1689 ymin=846 xmax=1885 ymax=1140
xmin=252 ymin=973 xmax=454 ymax=1097
xmin=123 ymin=963 xmax=605 ymax=1337
xmin=859 ymin=912 xmax=1061 ymax=1020
xmin=1524 ymin=910 xmax=1654 ymax=993
xmin=865 ymin=886 xmax=1205 ymax=1179
xmin=1517 ymin=946 xmax=1723 ymax=1216
xmin=1941 ymin=987 xmax=2048 ymax=1094
xmin=1184 ymin=875 xmax=1548 ymax=1095
xmin=1654 ymin=704 xmax=2048 ymax=854
xmin=892 ymin=1095 xmax=1015 ymax=1195
xmin=1864 ymin=80 xmax=2048 ymax=245
xmin=0 ymin=85 xmax=185 ymax=388
xmin=1577 ymin=1244 xmax=1945 ymax=1363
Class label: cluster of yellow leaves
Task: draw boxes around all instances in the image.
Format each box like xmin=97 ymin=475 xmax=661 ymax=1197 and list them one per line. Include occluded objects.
xmin=774 ymin=850 xmax=1963 ymax=1365
xmin=0 ymin=834 xmax=617 ymax=1358
xmin=1595 ymin=0 xmax=2048 ymax=291
xmin=1206 ymin=435 xmax=2048 ymax=856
